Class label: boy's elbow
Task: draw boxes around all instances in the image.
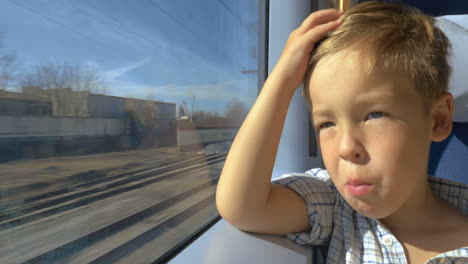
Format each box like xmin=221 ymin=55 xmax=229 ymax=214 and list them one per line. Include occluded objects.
xmin=216 ymin=193 xmax=258 ymax=232
xmin=218 ymin=211 xmax=258 ymax=233
xmin=215 ymin=181 xmax=244 ymax=228
xmin=216 ymin=193 xmax=242 ymax=227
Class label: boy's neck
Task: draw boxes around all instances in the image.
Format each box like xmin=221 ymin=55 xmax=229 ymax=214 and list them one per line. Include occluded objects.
xmin=378 ymin=180 xmax=454 ymax=235
xmin=378 ymin=177 xmax=468 ymax=258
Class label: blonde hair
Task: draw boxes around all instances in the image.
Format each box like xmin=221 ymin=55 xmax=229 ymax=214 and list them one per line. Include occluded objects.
xmin=302 ymin=1 xmax=452 ymax=111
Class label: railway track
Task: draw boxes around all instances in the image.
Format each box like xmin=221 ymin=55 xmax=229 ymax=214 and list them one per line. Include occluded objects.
xmin=0 ymin=153 xmax=226 ymax=229
xmin=0 ymin=153 xmax=226 ymax=263
xmin=0 ymin=153 xmax=223 ymax=213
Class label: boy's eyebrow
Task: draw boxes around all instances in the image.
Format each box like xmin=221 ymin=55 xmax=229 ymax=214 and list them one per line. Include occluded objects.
xmin=354 ymin=92 xmax=396 ymax=105
xmin=311 ymin=91 xmax=397 ymax=117
xmin=311 ymin=108 xmax=333 ymax=118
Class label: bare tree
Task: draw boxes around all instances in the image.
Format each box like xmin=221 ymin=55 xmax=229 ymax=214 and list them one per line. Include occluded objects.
xmin=125 ymin=99 xmax=161 ymax=148
xmin=19 ymin=62 xmax=107 ymax=117
xmin=20 ymin=62 xmax=106 ymax=94
xmin=0 ymin=34 xmax=19 ymax=90
xmin=224 ymin=98 xmax=249 ymax=127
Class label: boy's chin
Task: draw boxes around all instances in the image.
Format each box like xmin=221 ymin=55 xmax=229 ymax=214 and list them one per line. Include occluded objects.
xmin=347 ymin=200 xmax=392 ymax=220
xmin=357 ymin=210 xmax=390 ymax=220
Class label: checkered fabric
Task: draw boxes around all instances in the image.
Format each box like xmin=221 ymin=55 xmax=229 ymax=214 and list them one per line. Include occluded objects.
xmin=273 ymin=168 xmax=468 ymax=263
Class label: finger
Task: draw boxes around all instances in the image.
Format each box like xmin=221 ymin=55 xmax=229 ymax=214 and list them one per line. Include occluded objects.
xmin=298 ymin=9 xmax=343 ymax=33
xmin=303 ymin=19 xmax=342 ymax=45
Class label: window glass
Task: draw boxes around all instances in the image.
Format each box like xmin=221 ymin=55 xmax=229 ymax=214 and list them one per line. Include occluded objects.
xmin=0 ymin=0 xmax=261 ymax=262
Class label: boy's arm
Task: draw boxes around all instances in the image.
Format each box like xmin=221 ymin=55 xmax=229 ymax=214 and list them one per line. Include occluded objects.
xmin=216 ymin=9 xmax=343 ymax=235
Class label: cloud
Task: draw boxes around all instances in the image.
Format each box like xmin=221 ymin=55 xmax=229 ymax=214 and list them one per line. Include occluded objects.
xmin=101 ymin=56 xmax=152 ymax=81
xmin=109 ymin=78 xmax=250 ymax=101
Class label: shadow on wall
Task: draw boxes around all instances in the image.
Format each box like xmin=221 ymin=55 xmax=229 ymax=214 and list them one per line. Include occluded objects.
xmin=0 ymin=135 xmax=128 ymax=163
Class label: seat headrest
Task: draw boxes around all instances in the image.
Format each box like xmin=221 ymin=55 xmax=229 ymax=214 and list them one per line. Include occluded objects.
xmin=437 ymin=15 xmax=468 ymax=122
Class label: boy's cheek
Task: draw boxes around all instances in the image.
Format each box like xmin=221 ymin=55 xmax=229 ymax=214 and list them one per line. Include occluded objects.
xmin=319 ymin=144 xmax=337 ymax=171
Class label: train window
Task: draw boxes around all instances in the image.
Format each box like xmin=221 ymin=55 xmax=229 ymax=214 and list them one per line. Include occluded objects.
xmin=0 ymin=0 xmax=265 ymax=263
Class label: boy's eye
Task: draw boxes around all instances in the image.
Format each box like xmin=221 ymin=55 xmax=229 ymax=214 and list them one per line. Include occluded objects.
xmin=319 ymin=122 xmax=335 ymax=129
xmin=367 ymin=111 xmax=386 ymax=120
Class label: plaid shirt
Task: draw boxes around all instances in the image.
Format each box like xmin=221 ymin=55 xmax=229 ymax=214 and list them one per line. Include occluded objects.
xmin=273 ymin=168 xmax=468 ymax=264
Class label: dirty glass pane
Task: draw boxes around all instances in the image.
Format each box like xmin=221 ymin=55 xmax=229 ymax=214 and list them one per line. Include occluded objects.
xmin=0 ymin=0 xmax=260 ymax=262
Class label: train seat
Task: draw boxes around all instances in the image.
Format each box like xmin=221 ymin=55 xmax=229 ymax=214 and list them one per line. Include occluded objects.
xmin=428 ymin=15 xmax=468 ymax=184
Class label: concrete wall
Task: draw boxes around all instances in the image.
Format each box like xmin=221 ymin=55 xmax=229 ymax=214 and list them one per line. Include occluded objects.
xmin=0 ymin=116 xmax=127 ymax=138
xmin=177 ymin=128 xmax=238 ymax=151
xmin=0 ymin=98 xmax=52 ymax=116
xmin=1 ymin=90 xmax=177 ymax=120
xmin=158 ymin=102 xmax=176 ymax=120
xmin=87 ymin=93 xmax=127 ymax=118
xmin=0 ymin=92 xmax=178 ymax=162
xmin=87 ymin=93 xmax=176 ymax=120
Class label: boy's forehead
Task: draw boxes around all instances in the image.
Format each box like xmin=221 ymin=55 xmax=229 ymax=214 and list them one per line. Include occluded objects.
xmin=308 ymin=49 xmax=418 ymax=105
xmin=312 ymin=48 xmax=372 ymax=80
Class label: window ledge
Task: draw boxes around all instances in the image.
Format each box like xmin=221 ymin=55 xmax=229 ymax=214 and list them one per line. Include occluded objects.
xmin=168 ymin=219 xmax=322 ymax=264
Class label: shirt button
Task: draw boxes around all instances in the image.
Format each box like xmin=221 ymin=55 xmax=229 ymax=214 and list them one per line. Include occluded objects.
xmin=383 ymin=235 xmax=394 ymax=247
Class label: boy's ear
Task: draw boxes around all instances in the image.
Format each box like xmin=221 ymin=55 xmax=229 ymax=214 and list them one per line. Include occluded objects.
xmin=431 ymin=92 xmax=454 ymax=142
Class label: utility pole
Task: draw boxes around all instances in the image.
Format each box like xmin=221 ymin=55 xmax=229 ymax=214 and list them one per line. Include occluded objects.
xmin=190 ymin=95 xmax=195 ymax=123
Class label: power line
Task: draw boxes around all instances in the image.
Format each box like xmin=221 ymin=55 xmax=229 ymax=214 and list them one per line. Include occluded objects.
xmin=216 ymin=0 xmax=249 ymax=31
xmin=11 ymin=0 xmax=253 ymax=74
xmin=84 ymin=0 xmax=161 ymax=52
xmin=147 ymin=0 xmax=249 ymax=72
xmin=9 ymin=0 xmax=127 ymax=61
xmin=148 ymin=0 xmax=198 ymax=37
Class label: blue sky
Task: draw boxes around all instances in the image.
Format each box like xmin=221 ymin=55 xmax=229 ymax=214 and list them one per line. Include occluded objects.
xmin=1 ymin=0 xmax=260 ymax=114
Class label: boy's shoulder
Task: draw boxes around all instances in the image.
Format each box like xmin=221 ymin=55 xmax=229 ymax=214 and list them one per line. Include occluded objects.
xmin=428 ymin=176 xmax=468 ymax=215
xmin=276 ymin=167 xmax=331 ymax=181
xmin=273 ymin=168 xmax=338 ymax=195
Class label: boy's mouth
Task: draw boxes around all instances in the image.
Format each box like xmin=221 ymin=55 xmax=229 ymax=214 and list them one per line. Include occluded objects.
xmin=345 ymin=179 xmax=374 ymax=196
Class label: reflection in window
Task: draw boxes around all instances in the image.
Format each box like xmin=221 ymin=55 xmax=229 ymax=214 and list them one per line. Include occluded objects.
xmin=0 ymin=0 xmax=261 ymax=262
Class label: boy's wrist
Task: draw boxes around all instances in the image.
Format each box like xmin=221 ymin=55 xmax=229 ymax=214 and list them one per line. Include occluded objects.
xmin=266 ymin=67 xmax=302 ymax=97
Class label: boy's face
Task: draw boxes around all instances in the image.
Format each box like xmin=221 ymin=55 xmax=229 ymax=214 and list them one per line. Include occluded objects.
xmin=309 ymin=49 xmax=435 ymax=219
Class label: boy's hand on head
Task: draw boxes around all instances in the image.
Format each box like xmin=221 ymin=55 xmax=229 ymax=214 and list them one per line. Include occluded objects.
xmin=217 ymin=10 xmax=342 ymax=236
xmin=272 ymin=9 xmax=342 ymax=92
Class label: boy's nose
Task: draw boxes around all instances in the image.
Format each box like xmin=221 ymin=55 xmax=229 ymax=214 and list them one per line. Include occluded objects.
xmin=338 ymin=129 xmax=367 ymax=163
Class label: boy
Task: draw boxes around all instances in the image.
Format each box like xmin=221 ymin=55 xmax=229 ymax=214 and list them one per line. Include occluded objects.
xmin=216 ymin=1 xmax=468 ymax=264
